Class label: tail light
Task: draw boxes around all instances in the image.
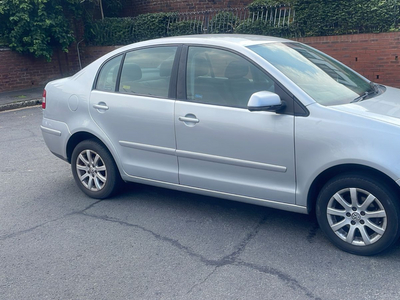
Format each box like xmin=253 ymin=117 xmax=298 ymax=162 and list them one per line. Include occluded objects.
xmin=42 ymin=89 xmax=46 ymax=109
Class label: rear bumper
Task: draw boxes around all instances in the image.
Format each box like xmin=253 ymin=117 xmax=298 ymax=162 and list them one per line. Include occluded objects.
xmin=41 ymin=118 xmax=71 ymax=161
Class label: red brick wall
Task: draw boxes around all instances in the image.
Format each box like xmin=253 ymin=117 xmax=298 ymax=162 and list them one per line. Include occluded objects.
xmin=121 ymin=0 xmax=253 ymax=16
xmin=295 ymin=32 xmax=400 ymax=89
xmin=1 ymin=32 xmax=400 ymax=93
xmin=0 ymin=47 xmax=80 ymax=93
xmin=0 ymin=44 xmax=119 ymax=93
xmin=79 ymin=45 xmax=122 ymax=68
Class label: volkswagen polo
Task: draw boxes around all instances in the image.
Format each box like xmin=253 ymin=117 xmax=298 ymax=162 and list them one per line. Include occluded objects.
xmin=41 ymin=35 xmax=400 ymax=255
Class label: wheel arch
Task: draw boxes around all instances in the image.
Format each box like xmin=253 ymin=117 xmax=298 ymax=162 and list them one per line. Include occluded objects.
xmin=307 ymin=164 xmax=400 ymax=215
xmin=66 ymin=131 xmax=109 ymax=164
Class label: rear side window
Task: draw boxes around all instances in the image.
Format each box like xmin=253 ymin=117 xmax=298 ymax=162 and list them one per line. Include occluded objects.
xmin=119 ymin=47 xmax=177 ymax=98
xmin=95 ymin=55 xmax=122 ymax=92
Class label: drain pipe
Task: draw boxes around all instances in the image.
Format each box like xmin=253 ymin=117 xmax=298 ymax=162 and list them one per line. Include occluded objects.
xmin=76 ymin=39 xmax=84 ymax=70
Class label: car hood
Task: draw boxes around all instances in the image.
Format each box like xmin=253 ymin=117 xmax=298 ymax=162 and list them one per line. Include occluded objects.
xmin=331 ymin=86 xmax=400 ymax=126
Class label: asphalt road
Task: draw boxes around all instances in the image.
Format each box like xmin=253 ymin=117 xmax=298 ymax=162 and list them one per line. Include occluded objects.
xmin=1 ymin=106 xmax=400 ymax=300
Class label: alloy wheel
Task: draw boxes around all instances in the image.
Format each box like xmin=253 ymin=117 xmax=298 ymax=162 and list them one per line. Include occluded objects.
xmin=76 ymin=149 xmax=107 ymax=192
xmin=327 ymin=187 xmax=387 ymax=246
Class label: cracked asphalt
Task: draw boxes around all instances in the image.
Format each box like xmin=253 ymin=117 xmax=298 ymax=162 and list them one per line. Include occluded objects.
xmin=1 ymin=106 xmax=400 ymax=299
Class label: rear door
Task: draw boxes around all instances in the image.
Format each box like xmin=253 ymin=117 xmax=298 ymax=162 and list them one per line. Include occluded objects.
xmin=89 ymin=46 xmax=180 ymax=183
xmin=175 ymin=46 xmax=296 ymax=203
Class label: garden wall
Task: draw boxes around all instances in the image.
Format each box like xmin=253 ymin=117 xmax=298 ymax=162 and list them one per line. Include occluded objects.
xmin=295 ymin=32 xmax=400 ymax=89
xmin=0 ymin=47 xmax=80 ymax=93
xmin=1 ymin=32 xmax=399 ymax=93
xmin=79 ymin=45 xmax=121 ymax=68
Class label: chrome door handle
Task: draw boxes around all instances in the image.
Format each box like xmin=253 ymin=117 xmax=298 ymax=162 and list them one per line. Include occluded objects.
xmin=93 ymin=103 xmax=109 ymax=110
xmin=179 ymin=116 xmax=199 ymax=123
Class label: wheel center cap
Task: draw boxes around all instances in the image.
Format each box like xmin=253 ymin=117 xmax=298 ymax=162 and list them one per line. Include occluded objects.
xmin=351 ymin=212 xmax=361 ymax=221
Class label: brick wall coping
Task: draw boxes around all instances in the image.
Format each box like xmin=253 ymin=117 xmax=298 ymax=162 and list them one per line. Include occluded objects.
xmin=295 ymin=32 xmax=400 ymax=42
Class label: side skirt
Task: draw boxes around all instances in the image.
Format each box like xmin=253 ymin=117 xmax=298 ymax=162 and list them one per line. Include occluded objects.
xmin=122 ymin=173 xmax=307 ymax=214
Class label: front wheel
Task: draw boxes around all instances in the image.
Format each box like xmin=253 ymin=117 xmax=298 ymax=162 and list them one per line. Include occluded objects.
xmin=316 ymin=174 xmax=400 ymax=255
xmin=71 ymin=139 xmax=121 ymax=199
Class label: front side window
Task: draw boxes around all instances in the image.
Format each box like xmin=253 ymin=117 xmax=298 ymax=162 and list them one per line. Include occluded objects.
xmin=248 ymin=42 xmax=372 ymax=106
xmin=186 ymin=47 xmax=275 ymax=108
xmin=119 ymin=47 xmax=177 ymax=98
xmin=95 ymin=55 xmax=122 ymax=92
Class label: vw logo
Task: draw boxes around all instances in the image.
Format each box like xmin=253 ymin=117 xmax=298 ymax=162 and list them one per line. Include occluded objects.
xmin=351 ymin=212 xmax=362 ymax=221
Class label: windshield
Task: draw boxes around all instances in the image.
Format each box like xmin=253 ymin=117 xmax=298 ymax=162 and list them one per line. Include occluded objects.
xmin=248 ymin=42 xmax=372 ymax=106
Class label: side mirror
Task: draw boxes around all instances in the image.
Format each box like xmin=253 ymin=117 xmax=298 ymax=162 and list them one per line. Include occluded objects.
xmin=247 ymin=91 xmax=286 ymax=112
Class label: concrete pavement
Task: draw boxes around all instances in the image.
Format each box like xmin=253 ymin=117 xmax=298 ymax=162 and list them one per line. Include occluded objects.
xmin=0 ymin=86 xmax=43 ymax=112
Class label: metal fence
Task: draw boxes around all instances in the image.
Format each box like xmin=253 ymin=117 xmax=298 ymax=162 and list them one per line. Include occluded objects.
xmin=86 ymin=5 xmax=295 ymax=46
xmin=167 ymin=5 xmax=294 ymax=35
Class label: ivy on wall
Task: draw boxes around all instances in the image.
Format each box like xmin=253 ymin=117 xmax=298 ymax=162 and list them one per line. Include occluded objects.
xmin=0 ymin=0 xmax=124 ymax=59
xmin=0 ymin=0 xmax=81 ymax=60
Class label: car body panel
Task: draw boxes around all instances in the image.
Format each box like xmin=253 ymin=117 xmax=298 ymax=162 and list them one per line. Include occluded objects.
xmin=333 ymin=86 xmax=400 ymax=126
xmin=175 ymin=101 xmax=296 ymax=203
xmin=41 ymin=118 xmax=71 ymax=159
xmin=295 ymin=101 xmax=400 ymax=207
xmin=89 ymin=91 xmax=179 ymax=183
xmin=119 ymin=172 xmax=308 ymax=214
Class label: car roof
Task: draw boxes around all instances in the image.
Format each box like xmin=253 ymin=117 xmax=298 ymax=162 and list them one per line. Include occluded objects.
xmin=151 ymin=34 xmax=290 ymax=45
xmin=113 ymin=34 xmax=293 ymax=54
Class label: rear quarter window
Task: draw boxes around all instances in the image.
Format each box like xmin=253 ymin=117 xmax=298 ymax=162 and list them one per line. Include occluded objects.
xmin=95 ymin=55 xmax=123 ymax=92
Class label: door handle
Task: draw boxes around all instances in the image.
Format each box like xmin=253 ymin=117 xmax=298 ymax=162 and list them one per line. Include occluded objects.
xmin=179 ymin=116 xmax=199 ymax=123
xmin=93 ymin=103 xmax=109 ymax=111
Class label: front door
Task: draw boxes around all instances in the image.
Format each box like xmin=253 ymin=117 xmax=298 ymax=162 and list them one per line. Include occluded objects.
xmin=175 ymin=46 xmax=296 ymax=203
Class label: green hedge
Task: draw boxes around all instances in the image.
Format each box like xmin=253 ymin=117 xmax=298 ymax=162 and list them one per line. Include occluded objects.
xmin=85 ymin=11 xmax=243 ymax=45
xmin=168 ymin=20 xmax=203 ymax=36
xmin=294 ymin=0 xmax=399 ymax=36
xmin=235 ymin=19 xmax=295 ymax=37
xmin=85 ymin=18 xmax=135 ymax=46
xmin=85 ymin=13 xmax=175 ymax=46
xmin=85 ymin=0 xmax=400 ymax=46
xmin=240 ymin=0 xmax=399 ymax=37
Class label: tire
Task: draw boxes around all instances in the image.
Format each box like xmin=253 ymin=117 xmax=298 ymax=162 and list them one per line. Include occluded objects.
xmin=316 ymin=173 xmax=400 ymax=256
xmin=71 ymin=139 xmax=121 ymax=199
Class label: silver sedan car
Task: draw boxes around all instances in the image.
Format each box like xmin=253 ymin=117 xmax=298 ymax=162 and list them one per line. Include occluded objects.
xmin=41 ymin=35 xmax=400 ymax=256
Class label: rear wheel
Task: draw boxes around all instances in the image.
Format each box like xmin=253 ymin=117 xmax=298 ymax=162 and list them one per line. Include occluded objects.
xmin=71 ymin=139 xmax=121 ymax=199
xmin=316 ymin=174 xmax=400 ymax=255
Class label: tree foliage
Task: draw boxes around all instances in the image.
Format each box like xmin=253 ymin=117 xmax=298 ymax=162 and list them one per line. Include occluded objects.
xmin=0 ymin=0 xmax=83 ymax=61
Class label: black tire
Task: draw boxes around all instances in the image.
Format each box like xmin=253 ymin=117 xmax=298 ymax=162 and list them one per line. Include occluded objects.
xmin=316 ymin=173 xmax=400 ymax=256
xmin=71 ymin=139 xmax=121 ymax=199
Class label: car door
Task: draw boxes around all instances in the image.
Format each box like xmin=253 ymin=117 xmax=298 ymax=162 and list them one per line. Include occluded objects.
xmin=89 ymin=46 xmax=179 ymax=183
xmin=175 ymin=46 xmax=296 ymax=203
